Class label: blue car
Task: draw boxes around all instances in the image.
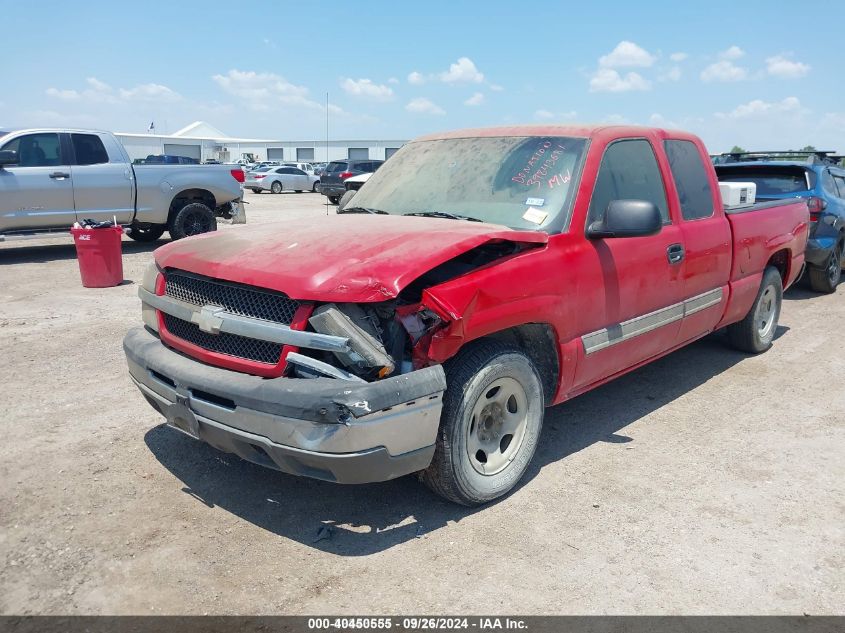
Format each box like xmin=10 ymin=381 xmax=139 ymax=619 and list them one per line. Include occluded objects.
xmin=716 ymin=152 xmax=845 ymax=293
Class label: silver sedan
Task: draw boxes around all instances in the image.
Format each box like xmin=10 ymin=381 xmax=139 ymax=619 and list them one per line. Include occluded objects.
xmin=244 ymin=166 xmax=320 ymax=194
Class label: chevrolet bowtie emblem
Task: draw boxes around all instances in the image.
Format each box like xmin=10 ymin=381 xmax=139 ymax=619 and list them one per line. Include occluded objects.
xmin=190 ymin=305 xmax=225 ymax=334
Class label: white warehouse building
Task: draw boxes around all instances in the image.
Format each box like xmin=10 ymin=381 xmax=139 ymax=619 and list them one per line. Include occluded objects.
xmin=115 ymin=121 xmax=407 ymax=164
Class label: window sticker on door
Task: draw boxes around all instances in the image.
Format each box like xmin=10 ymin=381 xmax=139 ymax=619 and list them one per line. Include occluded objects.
xmin=525 ymin=197 xmax=545 ymax=206
xmin=522 ymin=207 xmax=548 ymax=225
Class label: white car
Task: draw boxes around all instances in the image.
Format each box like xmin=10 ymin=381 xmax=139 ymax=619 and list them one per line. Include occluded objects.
xmin=245 ymin=165 xmax=320 ymax=194
xmin=283 ymin=161 xmax=316 ymax=175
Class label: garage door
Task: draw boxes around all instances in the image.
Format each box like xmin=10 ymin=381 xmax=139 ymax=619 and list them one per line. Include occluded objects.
xmin=296 ymin=147 xmax=315 ymax=161
xmin=268 ymin=148 xmax=284 ymax=160
xmin=385 ymin=147 xmax=400 ymax=160
xmin=348 ymin=147 xmax=369 ymax=160
xmin=163 ymin=143 xmax=201 ymax=160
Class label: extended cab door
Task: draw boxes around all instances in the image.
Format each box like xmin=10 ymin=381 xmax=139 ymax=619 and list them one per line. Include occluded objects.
xmin=0 ymin=131 xmax=76 ymax=231
xmin=572 ymin=137 xmax=687 ymax=390
xmin=663 ymin=139 xmax=732 ymax=343
xmin=69 ymin=133 xmax=135 ymax=224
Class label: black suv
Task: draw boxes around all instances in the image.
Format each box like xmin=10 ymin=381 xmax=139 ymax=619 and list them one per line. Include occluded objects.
xmin=319 ymin=159 xmax=383 ymax=204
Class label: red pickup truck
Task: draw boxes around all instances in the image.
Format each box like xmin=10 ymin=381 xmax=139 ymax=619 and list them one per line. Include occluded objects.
xmin=124 ymin=125 xmax=809 ymax=505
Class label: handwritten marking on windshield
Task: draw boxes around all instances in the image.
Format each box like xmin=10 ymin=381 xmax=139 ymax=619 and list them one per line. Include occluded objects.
xmin=547 ymin=169 xmax=572 ymax=189
xmin=512 ymin=142 xmax=568 ymax=188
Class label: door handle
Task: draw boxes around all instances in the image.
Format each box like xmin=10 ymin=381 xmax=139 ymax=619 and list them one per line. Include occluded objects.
xmin=667 ymin=243 xmax=685 ymax=264
xmin=49 ymin=172 xmax=70 ymax=179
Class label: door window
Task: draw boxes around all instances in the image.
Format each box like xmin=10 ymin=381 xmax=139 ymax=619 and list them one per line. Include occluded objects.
xmin=821 ymin=169 xmax=839 ymax=197
xmin=832 ymin=174 xmax=845 ymax=199
xmin=1 ymin=133 xmax=61 ymax=167
xmin=588 ymin=139 xmax=669 ymax=226
xmin=71 ymin=134 xmax=109 ymax=165
xmin=664 ymin=140 xmax=714 ymax=220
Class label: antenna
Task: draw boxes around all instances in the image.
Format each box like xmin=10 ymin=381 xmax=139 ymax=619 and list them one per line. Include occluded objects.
xmin=326 ymin=91 xmax=330 ymax=216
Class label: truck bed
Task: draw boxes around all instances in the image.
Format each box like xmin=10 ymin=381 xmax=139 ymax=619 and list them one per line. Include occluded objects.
xmin=719 ymin=198 xmax=809 ymax=327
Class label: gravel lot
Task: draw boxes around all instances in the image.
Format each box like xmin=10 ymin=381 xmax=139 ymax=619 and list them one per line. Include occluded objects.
xmin=1 ymin=190 xmax=843 ymax=615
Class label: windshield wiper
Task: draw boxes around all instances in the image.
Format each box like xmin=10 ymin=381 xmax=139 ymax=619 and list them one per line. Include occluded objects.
xmin=339 ymin=206 xmax=389 ymax=215
xmin=403 ymin=211 xmax=482 ymax=222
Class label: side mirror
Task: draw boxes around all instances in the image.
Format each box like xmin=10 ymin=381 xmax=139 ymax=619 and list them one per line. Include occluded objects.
xmin=587 ymin=199 xmax=662 ymax=239
xmin=0 ymin=149 xmax=18 ymax=167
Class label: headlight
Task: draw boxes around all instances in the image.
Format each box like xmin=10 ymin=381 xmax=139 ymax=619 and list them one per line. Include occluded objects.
xmin=141 ymin=261 xmax=161 ymax=332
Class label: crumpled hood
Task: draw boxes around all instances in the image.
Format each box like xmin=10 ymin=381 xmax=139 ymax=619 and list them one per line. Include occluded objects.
xmin=154 ymin=214 xmax=548 ymax=302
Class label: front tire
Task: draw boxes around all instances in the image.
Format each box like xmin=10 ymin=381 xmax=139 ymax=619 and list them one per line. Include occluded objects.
xmin=421 ymin=340 xmax=544 ymax=506
xmin=168 ymin=202 xmax=217 ymax=240
xmin=270 ymin=181 xmax=283 ymax=194
xmin=312 ymin=181 xmax=320 ymax=192
xmin=328 ymin=195 xmax=340 ymax=205
xmin=728 ymin=266 xmax=782 ymax=353
xmin=807 ymin=243 xmax=842 ymax=294
xmin=126 ymin=223 xmax=165 ymax=242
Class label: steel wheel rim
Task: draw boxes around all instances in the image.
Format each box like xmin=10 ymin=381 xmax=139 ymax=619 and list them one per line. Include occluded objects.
xmin=756 ymin=285 xmax=777 ymax=339
xmin=827 ymin=248 xmax=841 ymax=283
xmin=466 ymin=377 xmax=529 ymax=476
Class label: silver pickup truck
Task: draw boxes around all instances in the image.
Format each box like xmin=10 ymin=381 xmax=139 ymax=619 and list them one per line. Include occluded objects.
xmin=0 ymin=128 xmax=244 ymax=242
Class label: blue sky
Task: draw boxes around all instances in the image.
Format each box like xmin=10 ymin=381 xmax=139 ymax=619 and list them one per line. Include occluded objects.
xmin=2 ymin=0 xmax=843 ymax=152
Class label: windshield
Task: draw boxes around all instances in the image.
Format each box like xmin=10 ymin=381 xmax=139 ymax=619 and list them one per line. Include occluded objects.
xmin=347 ymin=136 xmax=587 ymax=231
xmin=716 ymin=166 xmax=810 ymax=195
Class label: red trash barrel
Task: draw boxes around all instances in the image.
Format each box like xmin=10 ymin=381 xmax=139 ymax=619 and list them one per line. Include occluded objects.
xmin=70 ymin=226 xmax=125 ymax=288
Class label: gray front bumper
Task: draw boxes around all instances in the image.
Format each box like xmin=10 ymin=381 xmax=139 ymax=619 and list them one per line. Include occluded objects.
xmin=124 ymin=326 xmax=446 ymax=483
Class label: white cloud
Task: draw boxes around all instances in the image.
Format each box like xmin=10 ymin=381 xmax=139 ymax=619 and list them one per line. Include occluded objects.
xmin=649 ymin=113 xmax=680 ymax=128
xmin=86 ymin=77 xmax=112 ymax=93
xmin=212 ymin=69 xmax=323 ymax=112
xmin=46 ymin=77 xmax=180 ymax=104
xmin=669 ymin=52 xmax=688 ymax=62
xmin=719 ymin=45 xmax=745 ymax=60
xmin=407 ymin=71 xmax=425 ymax=85
xmin=341 ymin=78 xmax=394 ymax=100
xmin=387 ymin=77 xmax=399 ymax=84
xmin=534 ymin=109 xmax=577 ymax=121
xmin=464 ymin=92 xmax=485 ymax=106
xmin=599 ymin=41 xmax=656 ymax=68
xmin=661 ymin=66 xmax=682 ymax=82
xmin=405 ymin=97 xmax=445 ymax=115
xmin=45 ymin=88 xmax=81 ymax=101
xmin=489 ymin=83 xmax=504 ymax=92
xmin=119 ymin=83 xmax=181 ymax=103
xmin=766 ymin=55 xmax=810 ymax=79
xmin=589 ymin=68 xmax=651 ymax=92
xmin=717 ymin=96 xmax=804 ymax=119
xmin=439 ymin=57 xmax=484 ymax=83
xmin=700 ymin=60 xmax=747 ymax=82
xmin=602 ymin=114 xmax=628 ymax=124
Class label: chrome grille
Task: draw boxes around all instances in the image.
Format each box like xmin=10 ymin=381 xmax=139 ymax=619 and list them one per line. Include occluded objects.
xmin=162 ymin=270 xmax=298 ymax=365
xmin=165 ymin=270 xmax=299 ymax=325
xmin=162 ymin=313 xmax=283 ymax=365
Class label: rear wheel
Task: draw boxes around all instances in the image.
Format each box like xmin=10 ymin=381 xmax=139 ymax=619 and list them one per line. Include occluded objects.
xmin=270 ymin=181 xmax=283 ymax=194
xmin=328 ymin=195 xmax=340 ymax=205
xmin=420 ymin=340 xmax=544 ymax=506
xmin=250 ymin=188 xmax=261 ymax=194
xmin=126 ymin=223 xmax=165 ymax=242
xmin=808 ymin=243 xmax=842 ymax=293
xmin=168 ymin=202 xmax=217 ymax=240
xmin=728 ymin=266 xmax=782 ymax=353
